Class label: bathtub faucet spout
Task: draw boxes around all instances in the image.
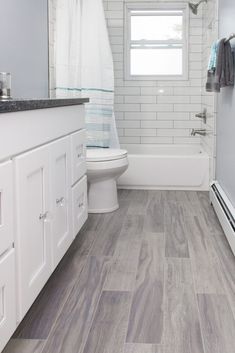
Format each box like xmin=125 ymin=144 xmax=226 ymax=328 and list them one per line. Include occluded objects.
xmin=191 ymin=129 xmax=207 ymax=136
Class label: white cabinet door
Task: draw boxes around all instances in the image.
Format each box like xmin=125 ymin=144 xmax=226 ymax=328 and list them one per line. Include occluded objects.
xmin=0 ymin=161 xmax=13 ymax=256
xmin=50 ymin=137 xmax=73 ymax=268
xmin=14 ymin=145 xmax=52 ymax=319
xmin=71 ymin=130 xmax=86 ymax=185
xmin=72 ymin=176 xmax=88 ymax=238
xmin=0 ymin=249 xmax=16 ymax=352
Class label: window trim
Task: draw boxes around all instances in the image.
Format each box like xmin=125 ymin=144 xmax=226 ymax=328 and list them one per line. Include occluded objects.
xmin=124 ymin=2 xmax=189 ymax=81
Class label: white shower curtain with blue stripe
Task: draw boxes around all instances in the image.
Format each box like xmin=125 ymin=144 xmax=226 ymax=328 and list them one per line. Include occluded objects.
xmin=54 ymin=0 xmax=119 ymax=148
xmin=54 ymin=0 xmax=81 ymax=98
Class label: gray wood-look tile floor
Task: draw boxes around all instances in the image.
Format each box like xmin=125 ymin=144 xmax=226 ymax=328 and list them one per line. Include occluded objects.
xmin=3 ymin=190 xmax=235 ymax=353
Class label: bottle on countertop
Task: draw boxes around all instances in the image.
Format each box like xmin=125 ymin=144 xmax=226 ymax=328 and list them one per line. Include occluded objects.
xmin=0 ymin=72 xmax=12 ymax=100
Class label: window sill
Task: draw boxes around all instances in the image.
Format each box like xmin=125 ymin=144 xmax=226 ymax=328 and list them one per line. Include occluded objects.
xmin=124 ymin=74 xmax=189 ymax=81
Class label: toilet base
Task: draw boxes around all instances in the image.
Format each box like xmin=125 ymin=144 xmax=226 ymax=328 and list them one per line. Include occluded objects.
xmin=88 ymin=179 xmax=119 ymax=213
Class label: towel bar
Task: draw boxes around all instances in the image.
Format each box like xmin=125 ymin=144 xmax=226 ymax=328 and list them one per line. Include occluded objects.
xmin=225 ymin=33 xmax=235 ymax=43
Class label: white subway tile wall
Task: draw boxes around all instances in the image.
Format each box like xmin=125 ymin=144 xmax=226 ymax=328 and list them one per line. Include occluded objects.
xmin=201 ymin=0 xmax=218 ymax=179
xmin=103 ymin=0 xmax=204 ymax=146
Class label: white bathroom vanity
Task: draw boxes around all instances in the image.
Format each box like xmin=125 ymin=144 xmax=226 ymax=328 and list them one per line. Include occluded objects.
xmin=0 ymin=98 xmax=88 ymax=351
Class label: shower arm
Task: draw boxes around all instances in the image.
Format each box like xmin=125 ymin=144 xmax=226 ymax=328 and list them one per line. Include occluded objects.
xmin=197 ymin=0 xmax=207 ymax=6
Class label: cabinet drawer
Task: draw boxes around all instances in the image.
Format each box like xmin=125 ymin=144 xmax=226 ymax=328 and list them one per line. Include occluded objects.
xmin=72 ymin=176 xmax=88 ymax=237
xmin=71 ymin=130 xmax=86 ymax=185
xmin=0 ymin=249 xmax=16 ymax=352
xmin=0 ymin=161 xmax=13 ymax=256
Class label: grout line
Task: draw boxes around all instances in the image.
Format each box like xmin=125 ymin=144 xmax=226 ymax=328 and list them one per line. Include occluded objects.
xmin=191 ymin=266 xmax=207 ymax=353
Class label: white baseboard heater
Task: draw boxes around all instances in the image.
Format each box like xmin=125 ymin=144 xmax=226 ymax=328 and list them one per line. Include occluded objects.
xmin=210 ymin=181 xmax=235 ymax=256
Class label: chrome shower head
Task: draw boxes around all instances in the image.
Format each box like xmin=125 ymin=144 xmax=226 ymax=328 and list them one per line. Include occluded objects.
xmin=189 ymin=2 xmax=198 ymax=14
xmin=188 ymin=0 xmax=207 ymax=15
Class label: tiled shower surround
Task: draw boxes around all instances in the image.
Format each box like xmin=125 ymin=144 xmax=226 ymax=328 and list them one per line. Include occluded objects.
xmin=103 ymin=0 xmax=204 ymax=146
xmin=103 ymin=0 xmax=218 ymax=178
xmin=49 ymin=0 xmax=218 ymax=177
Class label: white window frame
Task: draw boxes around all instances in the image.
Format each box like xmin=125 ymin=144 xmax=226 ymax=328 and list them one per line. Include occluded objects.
xmin=124 ymin=2 xmax=189 ymax=81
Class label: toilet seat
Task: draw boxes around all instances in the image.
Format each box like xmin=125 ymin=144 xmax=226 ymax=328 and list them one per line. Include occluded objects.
xmin=86 ymin=148 xmax=127 ymax=162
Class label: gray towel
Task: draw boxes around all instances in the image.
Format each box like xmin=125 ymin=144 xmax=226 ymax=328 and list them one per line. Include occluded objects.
xmin=206 ymin=38 xmax=234 ymax=92
xmin=206 ymin=69 xmax=219 ymax=92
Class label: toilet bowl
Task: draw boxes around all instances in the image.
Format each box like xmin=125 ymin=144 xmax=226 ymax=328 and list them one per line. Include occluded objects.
xmin=86 ymin=148 xmax=128 ymax=213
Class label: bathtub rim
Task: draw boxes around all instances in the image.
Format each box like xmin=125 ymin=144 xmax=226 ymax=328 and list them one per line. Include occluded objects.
xmin=121 ymin=143 xmax=208 ymax=157
xmin=118 ymin=144 xmax=210 ymax=191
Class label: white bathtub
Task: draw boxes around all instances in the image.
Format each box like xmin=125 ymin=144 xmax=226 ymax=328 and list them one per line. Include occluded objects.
xmin=118 ymin=144 xmax=209 ymax=190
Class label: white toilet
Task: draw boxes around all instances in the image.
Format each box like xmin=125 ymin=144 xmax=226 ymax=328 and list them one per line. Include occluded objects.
xmin=86 ymin=148 xmax=128 ymax=213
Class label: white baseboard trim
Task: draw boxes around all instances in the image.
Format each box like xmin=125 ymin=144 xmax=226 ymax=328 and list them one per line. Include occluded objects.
xmin=210 ymin=182 xmax=235 ymax=256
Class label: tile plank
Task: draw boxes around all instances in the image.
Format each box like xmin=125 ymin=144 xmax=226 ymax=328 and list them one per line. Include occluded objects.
xmin=183 ymin=212 xmax=224 ymax=294
xmin=126 ymin=235 xmax=164 ymax=344
xmin=164 ymin=201 xmax=189 ymax=258
xmin=164 ymin=258 xmax=205 ymax=353
xmin=118 ymin=214 xmax=144 ymax=241
xmin=89 ymin=200 xmax=130 ymax=257
xmin=83 ymin=291 xmax=131 ymax=353
xmin=124 ymin=343 xmax=164 ymax=353
xmin=103 ymin=259 xmax=136 ymax=291
xmin=3 ymin=339 xmax=44 ymax=353
xmin=40 ymin=256 xmax=111 ymax=353
xmin=162 ymin=190 xmax=200 ymax=204
xmin=13 ymin=231 xmax=96 ymax=339
xmin=81 ymin=214 xmax=103 ymax=232
xmin=144 ymin=191 xmax=164 ymax=233
xmin=211 ymin=230 xmax=235 ymax=318
xmin=104 ymin=237 xmax=141 ymax=292
xmin=196 ymin=193 xmax=235 ymax=311
xmin=197 ymin=192 xmax=224 ymax=235
xmin=118 ymin=189 xmax=134 ymax=200
xmin=198 ymin=294 xmax=235 ymax=353
xmin=104 ymin=215 xmax=144 ymax=291
xmin=73 ymin=230 xmax=98 ymax=256
xmin=127 ymin=190 xmax=149 ymax=215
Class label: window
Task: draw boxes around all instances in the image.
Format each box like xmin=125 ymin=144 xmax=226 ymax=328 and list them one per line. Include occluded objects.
xmin=124 ymin=3 xmax=188 ymax=80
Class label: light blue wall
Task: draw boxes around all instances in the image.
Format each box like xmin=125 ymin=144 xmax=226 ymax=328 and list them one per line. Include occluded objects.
xmin=0 ymin=0 xmax=49 ymax=98
xmin=216 ymin=0 xmax=235 ymax=207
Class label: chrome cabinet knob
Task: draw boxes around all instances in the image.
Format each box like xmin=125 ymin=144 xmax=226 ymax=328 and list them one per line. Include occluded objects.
xmin=56 ymin=197 xmax=65 ymax=206
xmin=39 ymin=211 xmax=49 ymax=221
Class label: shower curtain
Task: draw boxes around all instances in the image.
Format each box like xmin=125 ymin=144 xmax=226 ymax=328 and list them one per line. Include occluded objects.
xmin=54 ymin=0 xmax=119 ymax=148
xmin=81 ymin=0 xmax=119 ymax=148
xmin=54 ymin=0 xmax=81 ymax=97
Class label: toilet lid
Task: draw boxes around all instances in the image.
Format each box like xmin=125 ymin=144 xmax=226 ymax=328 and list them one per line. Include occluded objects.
xmin=86 ymin=148 xmax=127 ymax=162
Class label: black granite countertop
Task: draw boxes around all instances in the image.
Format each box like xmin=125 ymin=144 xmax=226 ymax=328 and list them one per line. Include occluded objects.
xmin=0 ymin=98 xmax=89 ymax=113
